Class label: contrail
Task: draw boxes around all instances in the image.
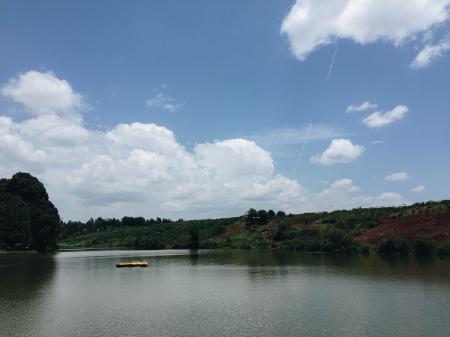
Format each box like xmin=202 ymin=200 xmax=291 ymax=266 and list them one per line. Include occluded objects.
xmin=291 ymin=44 xmax=337 ymax=178
xmin=325 ymin=44 xmax=338 ymax=80
xmin=292 ymin=119 xmax=313 ymax=178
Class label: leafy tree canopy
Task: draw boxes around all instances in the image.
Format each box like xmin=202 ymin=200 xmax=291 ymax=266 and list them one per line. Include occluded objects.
xmin=0 ymin=172 xmax=60 ymax=252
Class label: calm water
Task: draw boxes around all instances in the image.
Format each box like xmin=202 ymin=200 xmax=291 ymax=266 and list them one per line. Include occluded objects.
xmin=0 ymin=250 xmax=449 ymax=337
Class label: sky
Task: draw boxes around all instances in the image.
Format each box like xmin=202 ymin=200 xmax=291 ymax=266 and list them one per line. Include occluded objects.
xmin=1 ymin=0 xmax=449 ymax=221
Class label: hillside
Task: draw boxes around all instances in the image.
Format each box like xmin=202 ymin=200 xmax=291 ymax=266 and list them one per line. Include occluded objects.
xmin=60 ymin=201 xmax=450 ymax=255
xmin=356 ymin=204 xmax=450 ymax=244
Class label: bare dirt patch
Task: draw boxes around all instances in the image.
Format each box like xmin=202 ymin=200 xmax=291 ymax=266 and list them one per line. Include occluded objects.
xmin=356 ymin=210 xmax=450 ymax=245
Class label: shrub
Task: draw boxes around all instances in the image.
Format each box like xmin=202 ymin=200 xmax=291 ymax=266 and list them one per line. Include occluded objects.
xmin=414 ymin=236 xmax=436 ymax=256
xmin=377 ymin=237 xmax=411 ymax=255
xmin=437 ymin=243 xmax=450 ymax=256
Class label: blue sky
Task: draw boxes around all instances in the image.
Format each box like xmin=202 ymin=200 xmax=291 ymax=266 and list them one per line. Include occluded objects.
xmin=1 ymin=0 xmax=449 ymax=220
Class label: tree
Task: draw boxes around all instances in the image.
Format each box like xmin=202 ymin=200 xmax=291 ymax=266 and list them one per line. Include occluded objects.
xmin=414 ymin=236 xmax=435 ymax=256
xmin=2 ymin=172 xmax=60 ymax=252
xmin=377 ymin=237 xmax=411 ymax=256
xmin=273 ymin=221 xmax=288 ymax=241
xmin=0 ymin=192 xmax=31 ymax=249
xmin=245 ymin=208 xmax=258 ymax=229
xmin=189 ymin=226 xmax=200 ymax=249
xmin=257 ymin=210 xmax=268 ymax=225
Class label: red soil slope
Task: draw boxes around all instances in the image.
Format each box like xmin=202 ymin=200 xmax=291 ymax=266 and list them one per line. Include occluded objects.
xmin=356 ymin=210 xmax=450 ymax=245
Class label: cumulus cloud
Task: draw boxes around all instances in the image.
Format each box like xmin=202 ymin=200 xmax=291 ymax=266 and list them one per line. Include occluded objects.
xmin=1 ymin=70 xmax=85 ymax=116
xmin=329 ymin=178 xmax=361 ymax=192
xmin=311 ymin=138 xmax=364 ymax=165
xmin=281 ymin=0 xmax=450 ymax=63
xmin=146 ymin=87 xmax=181 ymax=112
xmin=346 ymin=101 xmax=378 ymax=113
xmin=385 ymin=172 xmax=409 ymax=181
xmin=1 ymin=70 xmax=411 ymax=220
xmin=0 ymin=114 xmax=308 ymax=218
xmin=411 ymin=185 xmax=426 ymax=192
xmin=362 ymin=105 xmax=408 ymax=128
xmin=303 ymin=179 xmax=406 ymax=211
xmin=410 ymin=35 xmax=450 ymax=69
xmin=0 ymin=71 xmax=309 ymax=219
xmin=374 ymin=192 xmax=406 ymax=205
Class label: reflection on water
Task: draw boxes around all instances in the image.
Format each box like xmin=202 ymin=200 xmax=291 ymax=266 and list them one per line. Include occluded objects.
xmin=0 ymin=254 xmax=56 ymax=337
xmin=0 ymin=250 xmax=449 ymax=337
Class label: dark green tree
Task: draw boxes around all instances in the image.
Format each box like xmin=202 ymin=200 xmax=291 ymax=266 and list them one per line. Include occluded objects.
xmin=189 ymin=226 xmax=200 ymax=249
xmin=6 ymin=172 xmax=60 ymax=252
xmin=377 ymin=237 xmax=411 ymax=256
xmin=245 ymin=208 xmax=258 ymax=229
xmin=414 ymin=236 xmax=435 ymax=256
xmin=0 ymin=192 xmax=31 ymax=249
xmin=276 ymin=210 xmax=286 ymax=217
xmin=257 ymin=210 xmax=268 ymax=225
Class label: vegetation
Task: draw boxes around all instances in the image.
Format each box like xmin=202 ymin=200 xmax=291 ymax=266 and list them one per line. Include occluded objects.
xmin=376 ymin=237 xmax=412 ymax=256
xmin=1 ymin=172 xmax=449 ymax=256
xmin=414 ymin=236 xmax=436 ymax=256
xmin=0 ymin=173 xmax=60 ymax=252
xmin=59 ymin=201 xmax=450 ymax=257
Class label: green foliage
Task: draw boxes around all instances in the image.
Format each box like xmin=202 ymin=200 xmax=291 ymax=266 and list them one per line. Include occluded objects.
xmin=436 ymin=243 xmax=450 ymax=256
xmin=189 ymin=226 xmax=200 ymax=249
xmin=7 ymin=172 xmax=49 ymax=203
xmin=245 ymin=208 xmax=258 ymax=229
xmin=0 ymin=172 xmax=60 ymax=252
xmin=377 ymin=237 xmax=412 ymax=256
xmin=57 ymin=200 xmax=449 ymax=256
xmin=414 ymin=236 xmax=436 ymax=256
xmin=272 ymin=221 xmax=294 ymax=241
xmin=257 ymin=210 xmax=268 ymax=225
xmin=0 ymin=192 xmax=31 ymax=249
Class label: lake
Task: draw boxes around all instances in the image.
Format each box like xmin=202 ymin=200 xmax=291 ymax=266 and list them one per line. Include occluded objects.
xmin=1 ymin=250 xmax=449 ymax=337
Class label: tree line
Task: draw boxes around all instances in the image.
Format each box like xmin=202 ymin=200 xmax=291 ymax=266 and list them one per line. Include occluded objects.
xmin=1 ymin=172 xmax=449 ymax=256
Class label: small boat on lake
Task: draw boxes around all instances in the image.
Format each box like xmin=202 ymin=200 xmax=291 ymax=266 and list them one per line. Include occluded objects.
xmin=116 ymin=261 xmax=149 ymax=268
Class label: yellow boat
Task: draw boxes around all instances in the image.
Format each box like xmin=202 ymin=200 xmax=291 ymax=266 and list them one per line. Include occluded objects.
xmin=116 ymin=261 xmax=149 ymax=268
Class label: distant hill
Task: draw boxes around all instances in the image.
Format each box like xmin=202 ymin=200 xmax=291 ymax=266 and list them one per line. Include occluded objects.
xmin=59 ymin=201 xmax=450 ymax=256
xmin=356 ymin=203 xmax=449 ymax=244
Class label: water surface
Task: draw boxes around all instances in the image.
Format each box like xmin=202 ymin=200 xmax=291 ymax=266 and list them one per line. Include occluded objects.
xmin=1 ymin=250 xmax=449 ymax=337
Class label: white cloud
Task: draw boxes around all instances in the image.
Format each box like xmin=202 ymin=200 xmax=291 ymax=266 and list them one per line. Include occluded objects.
xmin=1 ymin=70 xmax=85 ymax=116
xmin=411 ymin=185 xmax=426 ymax=192
xmin=0 ymin=71 xmax=412 ymax=220
xmin=385 ymin=172 xmax=409 ymax=181
xmin=375 ymin=192 xmax=406 ymax=206
xmin=281 ymin=0 xmax=450 ymax=61
xmin=410 ymin=35 xmax=450 ymax=69
xmin=311 ymin=138 xmax=364 ymax=165
xmin=371 ymin=140 xmax=383 ymax=145
xmin=346 ymin=101 xmax=378 ymax=113
xmin=326 ymin=178 xmax=360 ymax=192
xmin=146 ymin=90 xmax=180 ymax=112
xmin=362 ymin=105 xmax=408 ymax=128
xmin=303 ymin=179 xmax=406 ymax=211
xmin=0 ymin=72 xmax=308 ymax=219
xmin=0 ymin=112 xmax=307 ymax=218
